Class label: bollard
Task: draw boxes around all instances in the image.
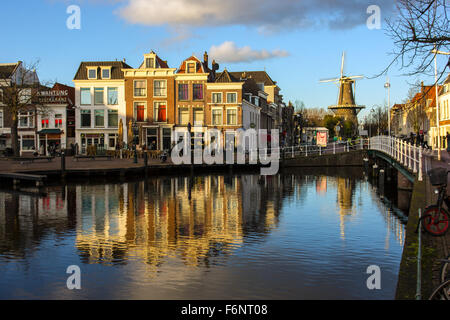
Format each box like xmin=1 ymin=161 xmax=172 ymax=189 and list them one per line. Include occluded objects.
xmin=61 ymin=151 xmax=66 ymax=180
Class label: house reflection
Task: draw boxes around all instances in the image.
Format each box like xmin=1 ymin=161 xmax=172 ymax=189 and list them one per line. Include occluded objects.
xmin=74 ymin=175 xmax=283 ymax=268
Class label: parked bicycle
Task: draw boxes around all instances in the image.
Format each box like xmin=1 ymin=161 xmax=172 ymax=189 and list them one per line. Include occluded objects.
xmin=428 ymin=256 xmax=450 ymax=300
xmin=416 ymin=168 xmax=450 ymax=236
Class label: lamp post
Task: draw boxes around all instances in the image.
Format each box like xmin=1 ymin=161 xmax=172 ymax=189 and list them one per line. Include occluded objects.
xmin=132 ymin=121 xmax=139 ymax=164
xmin=384 ymin=77 xmax=391 ymax=136
xmin=431 ymin=48 xmax=450 ymax=161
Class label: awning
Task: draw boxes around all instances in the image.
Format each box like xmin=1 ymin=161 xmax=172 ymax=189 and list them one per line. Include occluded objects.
xmin=37 ymin=129 xmax=62 ymax=135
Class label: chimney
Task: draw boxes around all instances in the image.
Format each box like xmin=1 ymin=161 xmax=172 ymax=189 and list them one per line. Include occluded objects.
xmin=421 ymin=81 xmax=424 ymax=93
xmin=203 ymin=51 xmax=208 ymax=67
xmin=123 ymin=58 xmax=126 ymax=63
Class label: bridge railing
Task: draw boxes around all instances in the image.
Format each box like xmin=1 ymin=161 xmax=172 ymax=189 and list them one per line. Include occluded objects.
xmin=281 ymin=138 xmax=369 ymax=158
xmin=369 ymin=135 xmax=423 ymax=181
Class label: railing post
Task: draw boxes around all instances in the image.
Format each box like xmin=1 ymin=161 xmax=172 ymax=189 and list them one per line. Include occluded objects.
xmin=305 ymin=144 xmax=308 ymax=157
xmin=408 ymin=143 xmax=412 ymax=169
xmin=319 ymin=145 xmax=322 ymax=156
xmin=347 ymin=141 xmax=349 ymax=152
xmin=291 ymin=146 xmax=294 ymax=158
xmin=413 ymin=144 xmax=418 ymax=173
xmin=418 ymin=147 xmax=423 ymax=181
xmin=333 ymin=142 xmax=336 ymax=154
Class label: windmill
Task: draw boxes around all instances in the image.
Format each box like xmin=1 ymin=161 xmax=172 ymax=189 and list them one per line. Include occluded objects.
xmin=320 ymin=52 xmax=365 ymax=128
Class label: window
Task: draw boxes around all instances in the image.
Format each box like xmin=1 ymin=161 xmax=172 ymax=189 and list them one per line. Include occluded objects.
xmin=107 ymin=87 xmax=118 ymax=105
xmin=134 ymin=102 xmax=146 ymax=122
xmin=193 ymin=84 xmax=203 ymax=100
xmin=212 ymin=92 xmax=222 ymax=103
xmin=102 ymin=68 xmax=111 ymax=79
xmin=146 ymin=58 xmax=155 ymax=68
xmin=193 ymin=108 xmax=204 ymax=126
xmin=21 ymin=135 xmax=35 ymax=151
xmin=55 ymin=114 xmax=63 ymax=128
xmin=108 ymin=109 xmax=118 ymax=128
xmin=178 ymin=83 xmax=189 ymax=101
xmin=227 ymin=109 xmax=237 ymax=125
xmin=94 ymin=110 xmax=104 ymax=127
xmin=19 ymin=112 xmax=33 ymax=128
xmin=187 ymin=62 xmax=196 ymax=73
xmin=41 ymin=118 xmax=49 ymax=128
xmin=80 ymin=110 xmax=91 ymax=127
xmin=94 ymin=88 xmax=104 ymax=105
xmin=227 ymin=92 xmax=237 ymax=103
xmin=88 ymin=68 xmax=97 ymax=80
xmin=81 ymin=88 xmax=91 ymax=105
xmin=212 ymin=109 xmax=222 ymax=125
xmin=109 ymin=134 xmax=118 ymax=148
xmin=146 ymin=128 xmax=158 ymax=150
xmin=154 ymin=80 xmax=167 ymax=97
xmin=154 ymin=102 xmax=167 ymax=122
xmin=162 ymin=128 xmax=171 ymax=150
xmin=179 ymin=108 xmax=189 ymax=125
xmin=134 ymin=80 xmax=147 ymax=97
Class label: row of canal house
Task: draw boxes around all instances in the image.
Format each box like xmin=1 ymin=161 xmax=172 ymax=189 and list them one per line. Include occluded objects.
xmin=0 ymin=62 xmax=76 ymax=156
xmin=73 ymin=51 xmax=287 ymax=153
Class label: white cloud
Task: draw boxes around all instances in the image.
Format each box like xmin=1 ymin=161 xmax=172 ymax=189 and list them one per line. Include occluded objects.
xmin=209 ymin=41 xmax=289 ymax=63
xmin=116 ymin=0 xmax=395 ymax=30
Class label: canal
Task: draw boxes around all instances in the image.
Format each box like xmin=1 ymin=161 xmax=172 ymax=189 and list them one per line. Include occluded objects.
xmin=0 ymin=168 xmax=407 ymax=299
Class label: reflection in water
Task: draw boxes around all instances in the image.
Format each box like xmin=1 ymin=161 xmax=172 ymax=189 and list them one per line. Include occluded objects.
xmin=0 ymin=169 xmax=406 ymax=299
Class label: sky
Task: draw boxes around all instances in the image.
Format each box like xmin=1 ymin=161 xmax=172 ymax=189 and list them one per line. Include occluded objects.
xmin=1 ymin=0 xmax=447 ymax=120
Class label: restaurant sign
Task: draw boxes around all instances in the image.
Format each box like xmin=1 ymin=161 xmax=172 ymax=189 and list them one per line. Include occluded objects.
xmin=38 ymin=90 xmax=70 ymax=104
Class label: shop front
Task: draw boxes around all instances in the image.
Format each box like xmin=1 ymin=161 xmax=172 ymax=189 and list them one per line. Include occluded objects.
xmin=38 ymin=129 xmax=63 ymax=156
xmin=143 ymin=126 xmax=173 ymax=151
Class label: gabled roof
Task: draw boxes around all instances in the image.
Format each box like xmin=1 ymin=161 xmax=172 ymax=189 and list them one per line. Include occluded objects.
xmin=73 ymin=61 xmax=132 ymax=80
xmin=177 ymin=56 xmax=206 ymax=74
xmin=228 ymin=71 xmax=276 ymax=86
xmin=214 ymin=69 xmax=240 ymax=83
xmin=138 ymin=51 xmax=170 ymax=69
xmin=0 ymin=62 xmax=20 ymax=79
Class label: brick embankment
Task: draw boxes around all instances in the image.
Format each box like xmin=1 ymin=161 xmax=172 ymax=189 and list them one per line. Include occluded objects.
xmin=395 ymin=153 xmax=450 ymax=300
xmin=282 ymin=150 xmax=366 ymax=167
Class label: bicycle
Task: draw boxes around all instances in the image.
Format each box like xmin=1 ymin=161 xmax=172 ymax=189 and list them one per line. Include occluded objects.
xmin=416 ymin=168 xmax=450 ymax=236
xmin=428 ymin=257 xmax=450 ymax=300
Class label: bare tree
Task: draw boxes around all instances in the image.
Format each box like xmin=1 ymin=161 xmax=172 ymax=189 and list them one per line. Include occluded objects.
xmin=384 ymin=0 xmax=450 ymax=76
xmin=0 ymin=61 xmax=51 ymax=157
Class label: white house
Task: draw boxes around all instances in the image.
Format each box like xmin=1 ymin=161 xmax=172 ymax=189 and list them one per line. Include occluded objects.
xmin=73 ymin=60 xmax=131 ymax=154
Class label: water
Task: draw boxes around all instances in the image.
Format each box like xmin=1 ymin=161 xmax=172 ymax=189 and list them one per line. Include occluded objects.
xmin=0 ymin=168 xmax=406 ymax=299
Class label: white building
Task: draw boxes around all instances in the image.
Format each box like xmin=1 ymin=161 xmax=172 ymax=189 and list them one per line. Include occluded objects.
xmin=73 ymin=61 xmax=130 ymax=154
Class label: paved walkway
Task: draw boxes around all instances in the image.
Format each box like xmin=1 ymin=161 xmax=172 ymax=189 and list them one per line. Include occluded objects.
xmin=0 ymin=156 xmax=174 ymax=174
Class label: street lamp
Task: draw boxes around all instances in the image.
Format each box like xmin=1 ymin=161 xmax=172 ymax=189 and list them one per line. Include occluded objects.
xmin=384 ymin=77 xmax=391 ymax=137
xmin=431 ymin=48 xmax=450 ymax=161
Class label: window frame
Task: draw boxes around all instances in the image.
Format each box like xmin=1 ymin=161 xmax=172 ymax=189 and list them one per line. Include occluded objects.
xmin=133 ymin=80 xmax=147 ymax=98
xmin=87 ymin=67 xmax=97 ymax=80
xmin=178 ymin=83 xmax=189 ymax=101
xmin=178 ymin=107 xmax=190 ymax=125
xmin=108 ymin=109 xmax=119 ymax=128
xmin=193 ymin=83 xmax=204 ymax=101
xmin=153 ymin=80 xmax=167 ymax=98
xmin=154 ymin=101 xmax=168 ymax=123
xmin=101 ymin=67 xmax=111 ymax=80
xmin=212 ymin=92 xmax=223 ymax=104
xmin=107 ymin=87 xmax=119 ymax=105
xmin=94 ymin=87 xmax=104 ymax=105
xmin=80 ymin=109 xmax=92 ymax=128
xmin=211 ymin=108 xmax=223 ymax=126
xmin=80 ymin=88 xmax=92 ymax=106
xmin=186 ymin=62 xmax=196 ymax=74
xmin=134 ymin=101 xmax=147 ymax=122
xmin=226 ymin=92 xmax=237 ymax=104
xmin=226 ymin=108 xmax=238 ymax=126
xmin=94 ymin=109 xmax=105 ymax=128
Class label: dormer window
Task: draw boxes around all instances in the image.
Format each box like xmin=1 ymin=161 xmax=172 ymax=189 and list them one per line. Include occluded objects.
xmin=146 ymin=58 xmax=155 ymax=68
xmin=187 ymin=62 xmax=196 ymax=73
xmin=101 ymin=67 xmax=111 ymax=79
xmin=87 ymin=68 xmax=97 ymax=80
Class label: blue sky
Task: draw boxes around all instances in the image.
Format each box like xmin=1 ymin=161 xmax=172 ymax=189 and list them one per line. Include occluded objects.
xmin=1 ymin=0 xmax=446 ymax=119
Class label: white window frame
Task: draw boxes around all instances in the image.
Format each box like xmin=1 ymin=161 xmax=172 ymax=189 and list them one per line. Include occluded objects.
xmin=211 ymin=108 xmax=223 ymax=126
xmin=94 ymin=87 xmax=105 ymax=105
xmin=193 ymin=107 xmax=204 ymax=126
xmin=133 ymin=80 xmax=147 ymax=98
xmin=226 ymin=107 xmax=238 ymax=126
xmin=186 ymin=62 xmax=196 ymax=74
xmin=212 ymin=92 xmax=223 ymax=104
xmin=134 ymin=101 xmax=147 ymax=122
xmin=226 ymin=92 xmax=237 ymax=104
xmin=107 ymin=87 xmax=119 ymax=105
xmin=87 ymin=67 xmax=97 ymax=80
xmin=154 ymin=101 xmax=168 ymax=123
xmin=80 ymin=88 xmax=92 ymax=105
xmin=94 ymin=109 xmax=105 ymax=128
xmin=146 ymin=57 xmax=155 ymax=69
xmin=153 ymin=80 xmax=167 ymax=98
xmin=101 ymin=67 xmax=111 ymax=80
xmin=178 ymin=107 xmax=190 ymax=125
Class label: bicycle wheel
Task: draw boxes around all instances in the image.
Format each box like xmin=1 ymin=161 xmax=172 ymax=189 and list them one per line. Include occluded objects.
xmin=440 ymin=255 xmax=450 ymax=283
xmin=422 ymin=205 xmax=450 ymax=236
xmin=428 ymin=279 xmax=450 ymax=300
